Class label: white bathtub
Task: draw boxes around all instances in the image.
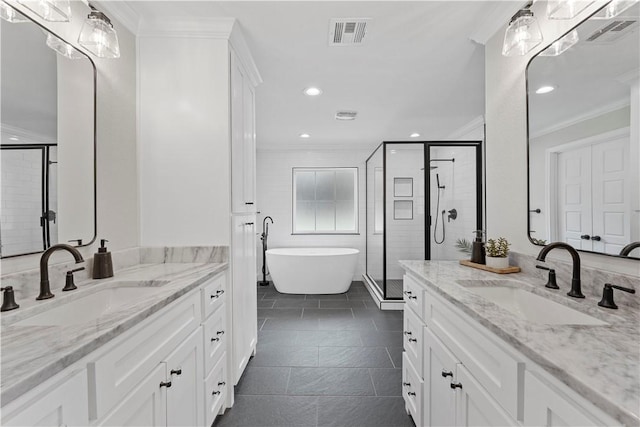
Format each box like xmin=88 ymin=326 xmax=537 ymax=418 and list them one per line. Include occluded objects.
xmin=266 ymin=248 xmax=359 ymax=294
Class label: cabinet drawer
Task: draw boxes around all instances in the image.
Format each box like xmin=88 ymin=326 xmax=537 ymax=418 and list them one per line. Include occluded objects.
xmin=424 ymin=287 xmax=523 ymax=421
xmin=204 ymin=352 xmax=227 ymax=427
xmin=403 ymin=305 xmax=424 ymax=378
xmin=402 ymin=352 xmax=423 ymax=426
xmin=403 ymin=274 xmax=424 ymax=318
xmin=203 ymin=304 xmax=226 ymax=377
xmin=89 ymin=290 xmax=202 ymax=420
xmin=202 ymin=273 xmax=226 ymax=319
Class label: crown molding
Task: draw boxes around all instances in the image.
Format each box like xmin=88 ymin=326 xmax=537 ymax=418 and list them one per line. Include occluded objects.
xmin=530 ymin=99 xmax=630 ymax=139
xmin=137 ymin=17 xmax=235 ymax=38
xmin=93 ymin=1 xmax=140 ymax=35
xmin=447 ymin=115 xmax=485 ymax=140
xmin=617 ymin=68 xmax=640 ymax=85
xmin=229 ymin=22 xmax=263 ymax=87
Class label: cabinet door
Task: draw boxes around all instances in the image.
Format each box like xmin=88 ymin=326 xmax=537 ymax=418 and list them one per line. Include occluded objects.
xmin=455 ymin=364 xmax=515 ymax=427
xmin=2 ymin=370 xmax=89 ymax=427
xmin=231 ymin=49 xmax=246 ymax=214
xmin=165 ymin=328 xmax=204 ymax=427
xmin=242 ymin=74 xmax=256 ymax=212
xmin=523 ymin=371 xmax=613 ymax=427
xmin=424 ymin=328 xmax=457 ymax=427
xmin=97 ymin=364 xmax=167 ymax=427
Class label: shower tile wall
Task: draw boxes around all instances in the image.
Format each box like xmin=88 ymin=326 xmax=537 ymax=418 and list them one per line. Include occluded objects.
xmin=256 ymin=149 xmax=369 ymax=280
xmin=385 ymin=147 xmax=425 ymax=280
xmin=0 ymin=150 xmax=47 ymax=256
xmin=429 ymin=146 xmax=477 ymax=260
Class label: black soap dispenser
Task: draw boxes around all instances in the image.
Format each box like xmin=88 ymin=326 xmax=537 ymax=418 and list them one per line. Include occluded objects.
xmin=92 ymin=239 xmax=114 ymax=279
xmin=470 ymin=230 xmax=486 ymax=265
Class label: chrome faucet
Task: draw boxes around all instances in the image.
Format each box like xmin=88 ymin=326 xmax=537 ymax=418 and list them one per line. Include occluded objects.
xmin=620 ymin=241 xmax=640 ymax=257
xmin=38 ymin=244 xmax=84 ymax=300
xmin=536 ymin=242 xmax=584 ymax=298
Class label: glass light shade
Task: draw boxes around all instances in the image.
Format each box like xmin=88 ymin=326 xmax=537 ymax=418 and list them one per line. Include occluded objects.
xmin=0 ymin=2 xmax=29 ymax=22
xmin=46 ymin=33 xmax=85 ymax=59
xmin=502 ymin=10 xmax=544 ymax=56
xmin=592 ymin=0 xmax=637 ymax=19
xmin=540 ymin=30 xmax=579 ymax=56
xmin=547 ymin=1 xmax=594 ymax=19
xmin=78 ymin=10 xmax=120 ymax=58
xmin=16 ymin=0 xmax=70 ymax=22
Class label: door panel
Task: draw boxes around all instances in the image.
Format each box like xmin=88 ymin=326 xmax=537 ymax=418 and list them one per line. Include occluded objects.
xmin=557 ymin=147 xmax=592 ymax=250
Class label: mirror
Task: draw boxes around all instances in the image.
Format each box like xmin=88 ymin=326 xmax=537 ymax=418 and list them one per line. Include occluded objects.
xmin=0 ymin=5 xmax=96 ymax=258
xmin=527 ymin=2 xmax=640 ymax=259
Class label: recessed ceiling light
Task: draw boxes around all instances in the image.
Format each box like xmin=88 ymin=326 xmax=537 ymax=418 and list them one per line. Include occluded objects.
xmin=299 ymin=133 xmax=310 ymax=138
xmin=304 ymin=87 xmax=322 ymax=96
xmin=535 ymin=85 xmax=555 ymax=94
xmin=390 ymin=149 xmax=397 ymax=154
xmin=410 ymin=133 xmax=420 ymax=138
xmin=9 ymin=136 xmax=19 ymax=141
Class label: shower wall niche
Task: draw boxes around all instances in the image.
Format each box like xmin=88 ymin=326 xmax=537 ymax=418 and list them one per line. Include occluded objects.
xmin=365 ymin=141 xmax=482 ymax=300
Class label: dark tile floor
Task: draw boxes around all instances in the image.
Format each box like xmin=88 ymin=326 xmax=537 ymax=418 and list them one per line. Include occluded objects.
xmin=214 ymin=281 xmax=414 ymax=427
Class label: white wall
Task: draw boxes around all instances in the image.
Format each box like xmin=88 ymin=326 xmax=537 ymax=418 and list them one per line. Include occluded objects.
xmin=137 ymin=36 xmax=231 ymax=247
xmin=485 ymin=0 xmax=639 ymax=276
xmin=256 ymin=148 xmax=370 ymax=280
xmin=1 ymin=1 xmax=138 ymax=274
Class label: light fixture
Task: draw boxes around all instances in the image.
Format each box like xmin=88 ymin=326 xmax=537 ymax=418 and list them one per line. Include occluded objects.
xmin=304 ymin=87 xmax=322 ymax=96
xmin=0 ymin=2 xmax=29 ymax=22
xmin=390 ymin=149 xmax=397 ymax=154
xmin=78 ymin=4 xmax=120 ymax=58
xmin=410 ymin=133 xmax=420 ymax=138
xmin=502 ymin=6 xmax=543 ymax=56
xmin=592 ymin=0 xmax=638 ymax=19
xmin=16 ymin=0 xmax=70 ymax=22
xmin=540 ymin=30 xmax=579 ymax=56
xmin=547 ymin=1 xmax=593 ymax=19
xmin=299 ymin=133 xmax=310 ymax=138
xmin=46 ymin=33 xmax=85 ymax=59
xmin=535 ymin=85 xmax=556 ymax=94
xmin=9 ymin=136 xmax=19 ymax=141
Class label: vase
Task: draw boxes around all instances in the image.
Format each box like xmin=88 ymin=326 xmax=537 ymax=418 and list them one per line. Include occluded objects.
xmin=486 ymin=256 xmax=509 ymax=269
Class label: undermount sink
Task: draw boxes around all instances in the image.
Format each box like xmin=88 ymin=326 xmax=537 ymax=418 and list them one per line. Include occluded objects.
xmin=460 ymin=282 xmax=607 ymax=326
xmin=15 ymin=287 xmax=163 ymax=327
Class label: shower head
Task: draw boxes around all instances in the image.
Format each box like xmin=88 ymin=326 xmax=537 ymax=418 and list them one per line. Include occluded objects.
xmin=430 ymin=166 xmax=438 ymax=170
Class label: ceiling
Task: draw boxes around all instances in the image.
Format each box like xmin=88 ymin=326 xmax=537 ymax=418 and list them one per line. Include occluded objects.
xmin=107 ymin=1 xmax=521 ymax=151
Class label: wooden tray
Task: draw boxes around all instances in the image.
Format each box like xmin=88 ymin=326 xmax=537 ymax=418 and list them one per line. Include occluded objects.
xmin=459 ymin=260 xmax=521 ymax=274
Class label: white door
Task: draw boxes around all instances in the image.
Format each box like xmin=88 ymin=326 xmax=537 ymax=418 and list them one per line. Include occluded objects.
xmin=231 ymin=50 xmax=246 ymax=214
xmin=556 ymin=146 xmax=593 ymax=250
xmin=591 ymin=138 xmax=631 ymax=254
xmin=165 ymin=328 xmax=204 ymax=427
xmin=424 ymin=328 xmax=457 ymax=427
xmin=98 ymin=364 xmax=167 ymax=427
xmin=454 ymin=365 xmax=515 ymax=427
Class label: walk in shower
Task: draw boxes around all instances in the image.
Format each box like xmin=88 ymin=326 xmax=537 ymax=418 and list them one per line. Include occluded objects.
xmin=365 ymin=141 xmax=482 ymax=300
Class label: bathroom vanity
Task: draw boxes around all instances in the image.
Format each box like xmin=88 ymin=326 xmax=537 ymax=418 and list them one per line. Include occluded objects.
xmin=401 ymin=260 xmax=638 ymax=427
xmin=0 ymin=262 xmax=232 ymax=427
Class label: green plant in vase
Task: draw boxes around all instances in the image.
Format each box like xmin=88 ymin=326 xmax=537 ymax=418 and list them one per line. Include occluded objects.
xmin=485 ymin=237 xmax=510 ymax=269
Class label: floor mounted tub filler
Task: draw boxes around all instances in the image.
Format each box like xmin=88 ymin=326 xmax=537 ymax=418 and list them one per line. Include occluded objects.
xmin=265 ymin=248 xmax=359 ymax=294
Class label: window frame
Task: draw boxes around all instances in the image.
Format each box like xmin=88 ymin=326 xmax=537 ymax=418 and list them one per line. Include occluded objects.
xmin=291 ymin=167 xmax=359 ymax=235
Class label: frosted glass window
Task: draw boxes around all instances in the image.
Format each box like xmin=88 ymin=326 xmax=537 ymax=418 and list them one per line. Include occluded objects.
xmin=292 ymin=167 xmax=358 ymax=233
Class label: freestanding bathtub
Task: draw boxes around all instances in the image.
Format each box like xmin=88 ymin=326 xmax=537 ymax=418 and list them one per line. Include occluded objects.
xmin=266 ymin=248 xmax=359 ymax=294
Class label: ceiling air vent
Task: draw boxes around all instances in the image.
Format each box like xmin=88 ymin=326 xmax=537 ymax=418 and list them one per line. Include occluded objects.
xmin=335 ymin=111 xmax=358 ymax=121
xmin=585 ymin=19 xmax=639 ymax=43
xmin=329 ymin=18 xmax=370 ymax=46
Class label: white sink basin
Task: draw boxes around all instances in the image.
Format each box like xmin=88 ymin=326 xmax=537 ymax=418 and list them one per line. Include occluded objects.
xmin=465 ymin=286 xmax=607 ymax=326
xmin=15 ymin=287 xmax=162 ymax=327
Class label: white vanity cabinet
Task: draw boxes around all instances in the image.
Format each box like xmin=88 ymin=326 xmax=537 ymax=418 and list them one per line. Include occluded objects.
xmin=402 ymin=271 xmax=622 ymax=427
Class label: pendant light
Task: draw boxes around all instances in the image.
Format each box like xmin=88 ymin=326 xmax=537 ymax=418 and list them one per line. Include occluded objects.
xmin=46 ymin=33 xmax=85 ymax=59
xmin=547 ymin=1 xmax=593 ymax=19
xmin=539 ymin=29 xmax=579 ymax=56
xmin=0 ymin=2 xmax=29 ymax=22
xmin=78 ymin=4 xmax=120 ymax=59
xmin=502 ymin=6 xmax=543 ymax=57
xmin=16 ymin=0 xmax=70 ymax=22
xmin=592 ymin=0 xmax=638 ymax=19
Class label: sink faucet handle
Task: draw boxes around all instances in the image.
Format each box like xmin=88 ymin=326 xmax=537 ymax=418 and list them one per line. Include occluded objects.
xmin=68 ymin=239 xmax=83 ymax=246
xmin=536 ymin=265 xmax=559 ymax=290
xmin=598 ymin=283 xmax=636 ymax=309
xmin=62 ymin=267 xmax=85 ymax=292
xmin=0 ymin=287 xmax=20 ymax=312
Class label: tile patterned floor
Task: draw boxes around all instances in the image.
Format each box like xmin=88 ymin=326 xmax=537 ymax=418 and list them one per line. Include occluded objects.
xmin=214 ymin=281 xmax=414 ymax=427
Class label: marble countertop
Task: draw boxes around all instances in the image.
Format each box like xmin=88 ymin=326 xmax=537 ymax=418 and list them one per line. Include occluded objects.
xmin=0 ymin=262 xmax=227 ymax=407
xmin=400 ymin=260 xmax=640 ymax=427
